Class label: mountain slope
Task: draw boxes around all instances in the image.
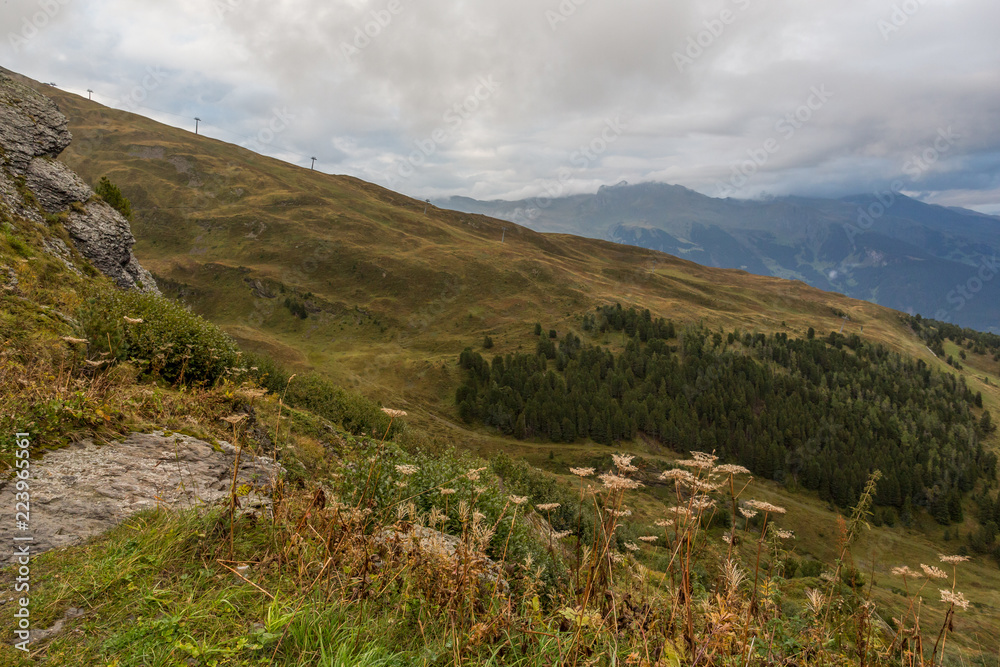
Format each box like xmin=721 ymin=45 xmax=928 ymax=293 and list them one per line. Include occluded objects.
xmin=438 ymin=182 xmax=1000 ymax=332
xmin=11 ymin=73 xmax=965 ymax=428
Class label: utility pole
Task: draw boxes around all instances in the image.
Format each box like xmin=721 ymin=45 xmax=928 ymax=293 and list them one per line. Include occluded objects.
xmin=194 ymin=118 xmax=201 ymax=135
xmin=839 ymin=315 xmax=849 ymax=334
xmin=310 ymin=157 xmax=317 ymax=170
xmin=501 ymin=228 xmax=506 ymax=243
xmin=87 ymin=89 xmax=93 ymax=100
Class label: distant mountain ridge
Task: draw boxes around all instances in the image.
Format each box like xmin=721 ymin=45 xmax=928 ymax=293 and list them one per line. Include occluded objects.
xmin=437 ymin=182 xmax=1000 ymax=332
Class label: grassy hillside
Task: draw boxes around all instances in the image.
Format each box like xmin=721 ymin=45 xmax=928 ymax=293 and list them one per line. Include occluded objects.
xmin=4 ymin=71 xmax=1000 ymax=663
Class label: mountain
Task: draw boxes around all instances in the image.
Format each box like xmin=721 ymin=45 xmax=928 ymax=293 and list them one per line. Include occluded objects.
xmin=437 ymin=182 xmax=1000 ymax=332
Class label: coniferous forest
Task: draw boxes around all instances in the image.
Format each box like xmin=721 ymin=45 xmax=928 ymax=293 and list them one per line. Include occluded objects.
xmin=457 ymin=305 xmax=998 ymax=534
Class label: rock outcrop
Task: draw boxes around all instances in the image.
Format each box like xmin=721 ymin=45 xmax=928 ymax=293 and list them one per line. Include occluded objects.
xmin=0 ymin=72 xmax=157 ymax=292
xmin=0 ymin=431 xmax=281 ymax=565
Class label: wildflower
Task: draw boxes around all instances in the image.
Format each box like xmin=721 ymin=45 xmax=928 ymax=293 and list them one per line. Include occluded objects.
xmin=123 ymin=316 xmax=143 ymax=324
xmin=509 ymin=495 xmax=528 ymax=505
xmin=773 ymin=528 xmax=794 ymax=539
xmin=466 ymin=467 xmax=487 ymax=481
xmin=659 ymin=468 xmax=695 ymax=483
xmin=552 ymin=530 xmax=572 ymax=539
xmin=892 ymin=566 xmax=921 ymax=578
xmin=739 ymin=507 xmax=758 ymax=519
xmin=722 ymin=532 xmax=733 ymax=545
xmin=395 ymin=481 xmax=408 ymax=489
xmin=939 ymin=554 xmax=970 ymax=564
xmin=691 ymin=496 xmax=715 ymax=511
xmin=745 ymin=499 xmax=786 ymax=514
xmin=940 ymin=589 xmax=970 ymax=611
xmin=569 ymin=467 xmax=595 ymax=477
xmin=920 ymin=564 xmax=949 ymax=579
xmin=536 ymin=503 xmax=561 ymax=512
xmin=612 ymin=453 xmax=638 ymax=473
xmin=608 ymin=508 xmax=633 ymax=518
xmin=220 ymin=414 xmax=248 ymax=425
xmin=395 ymin=464 xmax=419 ymax=476
xmin=691 ymin=451 xmax=718 ymax=464
xmin=381 ymin=407 xmax=407 ymax=418
xmin=623 ymin=541 xmax=640 ymax=552
xmin=654 ymin=519 xmax=674 ymax=528
xmin=676 ymin=458 xmax=715 ymax=470
xmin=716 ymin=463 xmax=751 ymax=476
xmin=439 ymin=488 xmax=457 ymax=496
xmin=638 ymin=535 xmax=658 ymax=543
xmin=609 ymin=551 xmax=626 ymax=564
xmin=599 ymin=473 xmax=642 ymax=490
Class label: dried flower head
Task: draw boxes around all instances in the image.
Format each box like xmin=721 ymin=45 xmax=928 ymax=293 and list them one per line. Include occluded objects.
xmin=569 ymin=467 xmax=595 ymax=478
xmin=395 ymin=464 xmax=419 ymax=476
xmin=659 ymin=468 xmax=695 ymax=483
xmin=722 ymin=532 xmax=734 ymax=545
xmin=716 ymin=463 xmax=752 ymax=476
xmin=940 ymin=589 xmax=970 ymax=611
xmin=892 ymin=566 xmax=921 ymax=578
xmin=623 ymin=541 xmax=640 ymax=552
xmin=439 ymin=488 xmax=457 ymax=496
xmin=608 ymin=508 xmax=633 ymax=518
xmin=381 ymin=407 xmax=407 ymax=418
xmin=599 ymin=473 xmax=642 ymax=491
xmin=609 ymin=551 xmax=626 ymax=564
xmin=465 ymin=467 xmax=487 ymax=482
xmin=739 ymin=507 xmax=758 ymax=519
xmin=220 ymin=414 xmax=248 ymax=425
xmin=745 ymin=499 xmax=786 ymax=514
xmin=509 ymin=495 xmax=528 ymax=505
xmin=395 ymin=481 xmax=408 ymax=489
xmin=654 ymin=519 xmax=675 ymax=528
xmin=61 ymin=336 xmax=89 ymax=344
xmin=123 ymin=316 xmax=143 ymax=325
xmin=552 ymin=530 xmax=572 ymax=540
xmin=638 ymin=535 xmax=658 ymax=543
xmin=939 ymin=554 xmax=970 ymax=564
xmin=773 ymin=528 xmax=794 ymax=540
xmin=920 ymin=564 xmax=949 ymax=579
xmin=536 ymin=503 xmax=561 ymax=512
xmin=691 ymin=495 xmax=716 ymax=511
xmin=676 ymin=458 xmax=715 ymax=470
xmin=612 ymin=453 xmax=638 ymax=473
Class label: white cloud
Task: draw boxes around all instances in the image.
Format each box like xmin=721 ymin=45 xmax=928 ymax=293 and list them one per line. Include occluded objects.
xmin=1 ymin=0 xmax=998 ymax=209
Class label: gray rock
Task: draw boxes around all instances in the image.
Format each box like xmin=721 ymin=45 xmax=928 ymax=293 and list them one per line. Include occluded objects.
xmin=0 ymin=71 xmax=158 ymax=293
xmin=0 ymin=74 xmax=71 ymax=174
xmin=0 ymin=431 xmax=283 ymax=565
xmin=25 ymin=157 xmax=92 ymax=213
xmin=64 ymin=200 xmax=157 ymax=291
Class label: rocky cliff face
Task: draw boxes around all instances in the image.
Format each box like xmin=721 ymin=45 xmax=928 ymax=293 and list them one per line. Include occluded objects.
xmin=0 ymin=72 xmax=157 ymax=292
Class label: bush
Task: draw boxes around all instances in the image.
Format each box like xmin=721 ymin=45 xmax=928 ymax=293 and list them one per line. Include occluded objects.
xmin=94 ymin=176 xmax=134 ymax=221
xmin=78 ymin=286 xmax=238 ymax=385
xmin=284 ymin=373 xmax=404 ymax=440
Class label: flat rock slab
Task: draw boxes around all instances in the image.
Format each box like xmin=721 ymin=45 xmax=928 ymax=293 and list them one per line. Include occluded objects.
xmin=0 ymin=431 xmax=280 ymax=565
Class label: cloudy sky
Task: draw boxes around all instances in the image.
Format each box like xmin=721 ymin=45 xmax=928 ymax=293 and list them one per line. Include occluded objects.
xmin=3 ymin=0 xmax=1000 ymax=212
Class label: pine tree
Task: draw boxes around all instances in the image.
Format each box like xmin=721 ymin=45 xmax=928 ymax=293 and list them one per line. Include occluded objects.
xmin=94 ymin=176 xmax=134 ymax=220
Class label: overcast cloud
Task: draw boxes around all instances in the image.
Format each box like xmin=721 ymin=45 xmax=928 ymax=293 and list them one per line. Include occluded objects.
xmin=3 ymin=0 xmax=999 ymax=212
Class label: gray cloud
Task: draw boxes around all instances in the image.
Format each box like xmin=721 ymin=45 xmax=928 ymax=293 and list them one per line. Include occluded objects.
xmin=2 ymin=0 xmax=998 ymax=212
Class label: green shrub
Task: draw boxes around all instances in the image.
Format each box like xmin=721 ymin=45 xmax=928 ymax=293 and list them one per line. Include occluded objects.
xmin=78 ymin=286 xmax=238 ymax=385
xmin=94 ymin=176 xmax=134 ymax=221
xmin=284 ymin=373 xmax=404 ymax=440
